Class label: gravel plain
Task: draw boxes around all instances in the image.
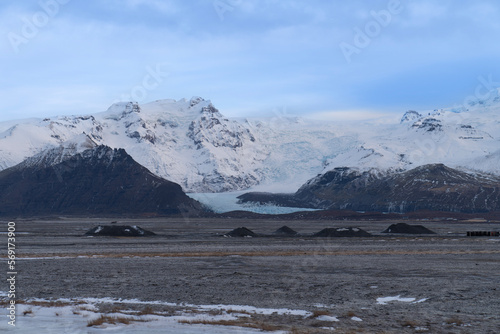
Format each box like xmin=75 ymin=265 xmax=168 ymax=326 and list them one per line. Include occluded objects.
xmin=1 ymin=217 xmax=500 ymax=333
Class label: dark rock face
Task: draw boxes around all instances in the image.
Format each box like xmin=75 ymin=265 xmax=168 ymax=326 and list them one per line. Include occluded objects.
xmin=85 ymin=225 xmax=155 ymax=237
xmin=382 ymin=223 xmax=435 ymax=234
xmin=224 ymin=227 xmax=257 ymax=237
xmin=0 ymin=145 xmax=205 ymax=216
xmin=187 ymin=103 xmax=256 ymax=150
xmin=400 ymin=110 xmax=422 ymax=124
xmin=313 ymin=227 xmax=372 ymax=237
xmin=239 ymin=164 xmax=500 ymax=213
xmin=412 ymin=118 xmax=442 ymax=132
xmin=237 ymin=192 xmax=298 ymax=207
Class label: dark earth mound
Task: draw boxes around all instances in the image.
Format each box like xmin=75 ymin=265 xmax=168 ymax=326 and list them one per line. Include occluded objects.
xmin=382 ymin=223 xmax=436 ymax=234
xmin=85 ymin=225 xmax=156 ymax=237
xmin=224 ymin=227 xmax=258 ymax=237
xmin=273 ymin=225 xmax=298 ymax=236
xmin=313 ymin=227 xmax=372 ymax=237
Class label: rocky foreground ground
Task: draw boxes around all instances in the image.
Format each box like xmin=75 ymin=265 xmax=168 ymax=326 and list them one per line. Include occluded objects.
xmin=1 ymin=217 xmax=499 ymax=333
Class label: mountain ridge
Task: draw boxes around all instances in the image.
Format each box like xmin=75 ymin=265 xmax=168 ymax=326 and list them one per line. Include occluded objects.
xmin=238 ymin=163 xmax=500 ymax=213
xmin=1 ymin=90 xmax=500 ymax=193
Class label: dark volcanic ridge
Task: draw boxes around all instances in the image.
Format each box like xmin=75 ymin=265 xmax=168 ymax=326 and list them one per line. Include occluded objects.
xmin=382 ymin=223 xmax=436 ymax=234
xmin=313 ymin=227 xmax=372 ymax=237
xmin=0 ymin=145 xmax=205 ymax=216
xmin=238 ymin=164 xmax=500 ymax=213
xmin=85 ymin=225 xmax=156 ymax=237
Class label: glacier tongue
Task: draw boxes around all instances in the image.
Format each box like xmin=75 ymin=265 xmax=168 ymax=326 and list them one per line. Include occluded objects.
xmin=1 ymin=93 xmax=500 ymax=193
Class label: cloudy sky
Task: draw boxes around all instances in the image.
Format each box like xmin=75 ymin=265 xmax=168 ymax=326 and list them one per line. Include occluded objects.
xmin=1 ymin=0 xmax=500 ymax=122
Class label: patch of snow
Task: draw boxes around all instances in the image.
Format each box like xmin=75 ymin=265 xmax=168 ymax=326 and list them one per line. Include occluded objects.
xmin=195 ymin=304 xmax=311 ymax=317
xmin=0 ymin=295 xmax=294 ymax=334
xmin=415 ymin=326 xmax=430 ymax=331
xmin=376 ymin=295 xmax=417 ymax=305
xmin=413 ymin=298 xmax=428 ymax=303
xmin=316 ymin=315 xmax=340 ymax=322
xmin=351 ymin=316 xmax=363 ymax=322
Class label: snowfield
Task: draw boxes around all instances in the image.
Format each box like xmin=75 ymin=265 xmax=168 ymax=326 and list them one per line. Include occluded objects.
xmin=0 ymin=295 xmax=309 ymax=334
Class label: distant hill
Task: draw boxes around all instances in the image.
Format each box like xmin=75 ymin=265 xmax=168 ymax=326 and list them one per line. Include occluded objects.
xmin=239 ymin=164 xmax=500 ymax=213
xmin=0 ymin=145 xmax=205 ymax=216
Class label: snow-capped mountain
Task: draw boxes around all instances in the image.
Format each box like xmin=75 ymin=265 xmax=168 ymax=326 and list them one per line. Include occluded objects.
xmin=0 ymin=98 xmax=268 ymax=192
xmin=1 ymin=90 xmax=500 ymax=194
xmin=318 ymin=89 xmax=500 ymax=177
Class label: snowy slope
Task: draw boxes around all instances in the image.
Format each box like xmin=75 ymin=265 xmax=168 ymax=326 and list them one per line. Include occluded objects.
xmin=0 ymin=90 xmax=500 ymax=193
xmin=316 ymin=89 xmax=500 ymax=178
xmin=0 ymin=98 xmax=267 ymax=192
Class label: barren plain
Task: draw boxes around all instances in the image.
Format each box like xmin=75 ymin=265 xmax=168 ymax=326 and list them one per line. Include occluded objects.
xmin=1 ymin=217 xmax=500 ymax=333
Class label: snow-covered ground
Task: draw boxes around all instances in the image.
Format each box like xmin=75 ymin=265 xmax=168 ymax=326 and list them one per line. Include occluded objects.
xmin=0 ymin=294 xmax=310 ymax=333
xmin=0 ymin=293 xmax=434 ymax=333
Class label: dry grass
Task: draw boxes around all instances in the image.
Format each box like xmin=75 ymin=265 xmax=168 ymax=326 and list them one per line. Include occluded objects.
xmin=401 ymin=320 xmax=419 ymax=328
xmin=0 ymin=300 xmax=84 ymax=307
xmin=76 ymin=305 xmax=96 ymax=312
xmin=23 ymin=309 xmax=33 ymax=316
xmin=207 ymin=309 xmax=225 ymax=316
xmin=87 ymin=314 xmax=150 ymax=327
xmin=308 ymin=310 xmax=330 ymax=319
xmin=137 ymin=306 xmax=155 ymax=315
xmin=445 ymin=317 xmax=464 ymax=326
xmin=178 ymin=319 xmax=283 ymax=331
xmin=345 ymin=310 xmax=357 ymax=318
xmin=109 ymin=305 xmax=125 ymax=313
xmin=131 ymin=305 xmax=170 ymax=317
xmin=225 ymin=309 xmax=254 ymax=315
xmin=288 ymin=328 xmax=315 ymax=334
xmin=7 ymin=249 xmax=500 ymax=260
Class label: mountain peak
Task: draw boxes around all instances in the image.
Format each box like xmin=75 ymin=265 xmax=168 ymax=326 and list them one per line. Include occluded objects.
xmin=104 ymin=102 xmax=141 ymax=121
xmin=189 ymin=96 xmax=205 ymax=107
xmin=0 ymin=145 xmax=205 ymax=216
xmin=400 ymin=110 xmax=423 ymax=124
